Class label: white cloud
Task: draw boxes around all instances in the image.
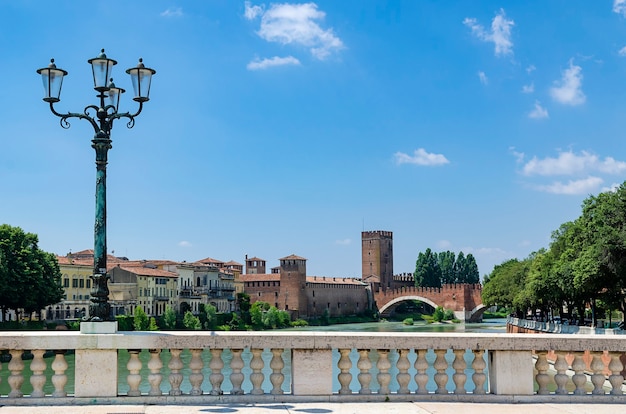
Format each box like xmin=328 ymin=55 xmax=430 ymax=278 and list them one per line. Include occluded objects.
xmin=436 ymin=240 xmax=452 ymax=249
xmin=244 ymin=1 xmax=264 ymax=20
xmin=526 ymin=65 xmax=536 ymax=74
xmin=178 ymin=241 xmax=192 ymax=247
xmin=509 ymin=147 xmax=525 ymax=164
xmin=619 ymin=46 xmax=626 ymax=56
xmin=394 ymin=148 xmax=450 ymax=166
xmin=521 ymin=83 xmax=534 ymax=93
xmin=602 ymin=183 xmax=621 ymax=193
xmin=522 ymin=150 xmax=626 ymax=176
xmin=335 ymin=238 xmax=351 ymax=246
xmin=247 ymin=55 xmax=301 ymax=70
xmin=528 ymin=101 xmax=548 ymax=119
xmin=614 ymin=0 xmax=626 ymax=16
xmin=534 ymin=176 xmax=604 ymax=195
xmin=463 ymin=9 xmax=514 ymax=56
xmin=478 ymin=71 xmax=488 ymax=85
xmin=246 ymin=2 xmax=344 ymax=60
xmin=160 ymin=7 xmax=183 ymax=17
xmin=550 ymin=61 xmax=585 ymax=105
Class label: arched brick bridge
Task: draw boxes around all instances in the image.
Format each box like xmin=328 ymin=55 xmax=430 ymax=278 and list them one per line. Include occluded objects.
xmin=373 ymin=284 xmax=486 ymax=322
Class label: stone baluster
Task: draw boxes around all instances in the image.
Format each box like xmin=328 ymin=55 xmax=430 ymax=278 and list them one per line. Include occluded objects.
xmin=571 ymin=352 xmax=587 ymax=395
xmin=337 ymin=348 xmax=352 ymax=395
xmin=147 ymin=349 xmax=163 ymax=396
xmin=553 ymin=352 xmax=569 ymax=395
xmin=590 ymin=352 xmax=606 ymax=395
xmin=414 ymin=349 xmax=429 ymax=394
xmin=229 ymin=349 xmax=245 ymax=395
xmin=452 ymin=349 xmax=467 ymax=394
xmin=608 ymin=352 xmax=624 ymax=395
xmin=51 ymin=350 xmax=68 ymax=397
xmin=29 ymin=349 xmax=47 ymax=398
xmin=189 ymin=349 xmax=204 ymax=395
xmin=8 ymin=349 xmax=24 ymax=398
xmin=250 ymin=348 xmax=265 ymax=395
xmin=357 ymin=349 xmax=372 ymax=394
xmin=209 ymin=349 xmax=224 ymax=395
xmin=270 ymin=348 xmax=285 ymax=395
xmin=433 ymin=349 xmax=448 ymax=394
xmin=377 ymin=349 xmax=391 ymax=395
xmin=471 ymin=350 xmax=486 ymax=395
xmin=396 ymin=349 xmax=411 ymax=394
xmin=534 ymin=351 xmax=550 ymax=395
xmin=126 ymin=349 xmax=142 ymax=396
xmin=168 ymin=349 xmax=184 ymax=396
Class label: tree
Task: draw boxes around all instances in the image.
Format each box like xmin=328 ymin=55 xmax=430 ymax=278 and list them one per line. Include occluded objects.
xmin=482 ymin=258 xmax=531 ymax=315
xmin=133 ymin=306 xmax=149 ymax=331
xmin=237 ymin=292 xmax=251 ymax=324
xmin=437 ymin=251 xmax=456 ymax=284
xmin=414 ymin=248 xmax=441 ymax=288
xmin=464 ymin=254 xmax=480 ymax=284
xmin=0 ymin=224 xmax=63 ymax=321
xmin=163 ymin=305 xmax=177 ymax=330
xmin=148 ymin=317 xmax=159 ymax=331
xmin=183 ymin=311 xmax=201 ymax=330
xmin=576 ymin=186 xmax=626 ymax=324
xmin=201 ymin=303 xmax=217 ymax=330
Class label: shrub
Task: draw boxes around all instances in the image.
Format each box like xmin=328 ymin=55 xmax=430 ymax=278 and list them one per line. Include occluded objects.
xmin=290 ymin=319 xmax=308 ymax=327
xmin=432 ymin=306 xmax=445 ymax=322
xmin=116 ymin=315 xmax=134 ymax=331
xmin=403 ymin=318 xmax=414 ymax=325
xmin=443 ymin=309 xmax=455 ymax=321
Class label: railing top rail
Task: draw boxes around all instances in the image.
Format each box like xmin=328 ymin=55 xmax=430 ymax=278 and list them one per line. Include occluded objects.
xmin=0 ymin=331 xmax=624 ymax=352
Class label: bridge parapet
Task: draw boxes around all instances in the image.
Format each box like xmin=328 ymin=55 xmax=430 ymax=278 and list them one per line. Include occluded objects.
xmin=0 ymin=331 xmax=624 ymax=405
xmin=375 ymin=283 xmax=484 ymax=322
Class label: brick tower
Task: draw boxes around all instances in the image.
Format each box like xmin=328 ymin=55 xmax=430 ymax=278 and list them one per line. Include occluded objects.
xmin=362 ymin=231 xmax=394 ymax=290
xmin=279 ymin=254 xmax=308 ymax=318
xmin=245 ymin=255 xmax=266 ymax=274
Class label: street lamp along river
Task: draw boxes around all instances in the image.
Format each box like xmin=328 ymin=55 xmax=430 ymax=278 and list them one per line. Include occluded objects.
xmin=37 ymin=49 xmax=155 ymax=321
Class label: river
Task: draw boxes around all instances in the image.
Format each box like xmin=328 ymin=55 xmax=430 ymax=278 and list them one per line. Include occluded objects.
xmin=0 ymin=319 xmax=507 ymax=396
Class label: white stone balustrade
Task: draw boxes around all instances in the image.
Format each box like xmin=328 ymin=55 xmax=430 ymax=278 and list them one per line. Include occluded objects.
xmin=0 ymin=331 xmax=624 ymax=405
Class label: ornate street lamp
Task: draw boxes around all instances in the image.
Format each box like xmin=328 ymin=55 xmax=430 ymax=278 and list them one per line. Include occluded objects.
xmin=37 ymin=49 xmax=156 ymax=321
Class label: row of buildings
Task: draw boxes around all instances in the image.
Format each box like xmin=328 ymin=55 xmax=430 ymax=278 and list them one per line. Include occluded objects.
xmin=48 ymin=231 xmax=399 ymax=321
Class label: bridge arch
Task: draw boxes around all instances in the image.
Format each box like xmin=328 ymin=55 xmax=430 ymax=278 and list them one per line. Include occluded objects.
xmin=468 ymin=304 xmax=487 ymax=322
xmin=378 ymin=295 xmax=440 ymax=317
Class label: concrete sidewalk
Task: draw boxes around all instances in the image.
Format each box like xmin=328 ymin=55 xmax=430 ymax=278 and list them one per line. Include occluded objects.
xmin=0 ymin=402 xmax=623 ymax=414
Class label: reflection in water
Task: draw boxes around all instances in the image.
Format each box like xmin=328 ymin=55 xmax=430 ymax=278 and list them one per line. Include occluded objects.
xmin=286 ymin=318 xmax=507 ymax=333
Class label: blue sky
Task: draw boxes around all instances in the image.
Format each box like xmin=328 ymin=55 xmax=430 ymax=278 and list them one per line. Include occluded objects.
xmin=2 ymin=1 xmax=626 ymax=279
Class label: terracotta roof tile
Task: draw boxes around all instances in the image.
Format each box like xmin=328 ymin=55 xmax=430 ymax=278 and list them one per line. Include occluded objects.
xmin=279 ymin=254 xmax=307 ymax=261
xmin=115 ymin=265 xmax=177 ymax=278
xmin=240 ymin=274 xmax=281 ymax=282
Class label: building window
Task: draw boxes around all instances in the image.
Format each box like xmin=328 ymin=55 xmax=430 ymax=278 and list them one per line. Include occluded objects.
xmin=63 ymin=278 xmax=69 ymax=287
xmin=79 ymin=279 xmax=84 ymax=288
xmin=72 ymin=279 xmax=78 ymax=288
xmin=87 ymin=279 xmax=91 ymax=288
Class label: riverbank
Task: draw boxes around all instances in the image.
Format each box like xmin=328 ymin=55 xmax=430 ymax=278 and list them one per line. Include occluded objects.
xmin=507 ymin=317 xmax=625 ymax=335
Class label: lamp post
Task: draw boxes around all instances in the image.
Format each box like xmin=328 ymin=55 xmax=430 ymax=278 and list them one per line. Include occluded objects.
xmin=37 ymin=49 xmax=155 ymax=321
